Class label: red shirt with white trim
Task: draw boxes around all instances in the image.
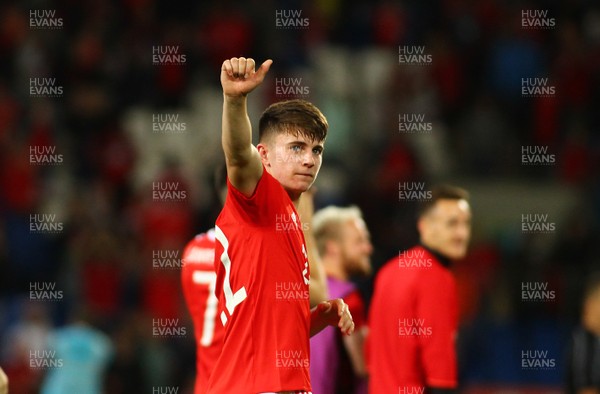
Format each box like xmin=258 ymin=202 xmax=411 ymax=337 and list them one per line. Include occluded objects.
xmin=207 ymin=169 xmax=311 ymax=394
xmin=367 ymin=245 xmax=458 ymax=393
xmin=181 ymin=229 xmax=223 ymax=394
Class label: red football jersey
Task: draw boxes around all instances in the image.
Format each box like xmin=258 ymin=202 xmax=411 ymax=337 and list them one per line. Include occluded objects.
xmin=367 ymin=246 xmax=458 ymax=393
xmin=181 ymin=229 xmax=224 ymax=394
xmin=207 ymin=170 xmax=312 ymax=394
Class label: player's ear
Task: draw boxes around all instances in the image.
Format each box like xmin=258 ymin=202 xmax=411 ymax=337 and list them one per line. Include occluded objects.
xmin=257 ymin=143 xmax=270 ymax=167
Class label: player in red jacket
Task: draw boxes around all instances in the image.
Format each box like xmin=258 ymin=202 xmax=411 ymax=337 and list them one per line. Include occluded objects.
xmin=367 ymin=185 xmax=471 ymax=394
xmin=206 ymin=57 xmax=354 ymax=394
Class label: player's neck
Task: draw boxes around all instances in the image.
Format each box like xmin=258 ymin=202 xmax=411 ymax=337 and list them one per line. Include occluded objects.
xmin=324 ymin=259 xmax=348 ymax=281
xmin=289 ymin=192 xmax=301 ymax=207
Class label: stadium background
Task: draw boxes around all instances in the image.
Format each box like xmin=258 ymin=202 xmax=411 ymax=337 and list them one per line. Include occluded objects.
xmin=1 ymin=0 xmax=599 ymax=392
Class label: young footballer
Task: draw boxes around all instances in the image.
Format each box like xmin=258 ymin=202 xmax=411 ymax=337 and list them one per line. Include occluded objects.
xmin=182 ymin=166 xmax=329 ymax=394
xmin=207 ymin=57 xmax=354 ymax=394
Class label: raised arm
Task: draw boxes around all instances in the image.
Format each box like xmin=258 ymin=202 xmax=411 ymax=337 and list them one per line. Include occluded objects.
xmin=220 ymin=57 xmax=272 ymax=196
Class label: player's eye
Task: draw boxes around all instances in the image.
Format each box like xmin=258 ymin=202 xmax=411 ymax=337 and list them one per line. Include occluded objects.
xmin=312 ymin=147 xmax=323 ymax=155
xmin=290 ymin=145 xmax=302 ymax=153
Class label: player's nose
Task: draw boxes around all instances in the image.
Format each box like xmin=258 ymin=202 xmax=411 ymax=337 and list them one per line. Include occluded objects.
xmin=302 ymin=151 xmax=315 ymax=167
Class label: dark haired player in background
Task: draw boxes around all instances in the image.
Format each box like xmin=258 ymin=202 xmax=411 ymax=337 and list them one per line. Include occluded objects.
xmin=367 ymin=185 xmax=471 ymax=394
xmin=207 ymin=57 xmax=353 ymax=394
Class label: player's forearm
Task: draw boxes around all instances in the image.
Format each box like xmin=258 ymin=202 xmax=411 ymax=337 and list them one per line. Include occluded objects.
xmin=222 ymin=95 xmax=254 ymax=166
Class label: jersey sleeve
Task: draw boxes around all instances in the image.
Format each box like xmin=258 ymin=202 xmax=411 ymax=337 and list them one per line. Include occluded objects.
xmin=225 ymin=170 xmax=277 ymax=227
xmin=416 ymin=271 xmax=458 ymax=388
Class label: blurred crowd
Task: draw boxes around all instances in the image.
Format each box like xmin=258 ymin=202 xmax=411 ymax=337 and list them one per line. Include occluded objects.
xmin=1 ymin=0 xmax=600 ymax=392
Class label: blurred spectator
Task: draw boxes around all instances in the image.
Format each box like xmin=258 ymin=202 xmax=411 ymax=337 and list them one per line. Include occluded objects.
xmin=40 ymin=309 xmax=113 ymax=394
xmin=1 ymin=302 xmax=52 ymax=394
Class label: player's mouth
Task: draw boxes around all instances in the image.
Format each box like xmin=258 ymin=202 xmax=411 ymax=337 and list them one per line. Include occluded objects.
xmin=296 ymin=173 xmax=314 ymax=178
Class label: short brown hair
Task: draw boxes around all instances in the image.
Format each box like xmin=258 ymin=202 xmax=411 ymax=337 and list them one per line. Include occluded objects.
xmin=417 ymin=184 xmax=469 ymax=218
xmin=259 ymin=99 xmax=328 ymax=143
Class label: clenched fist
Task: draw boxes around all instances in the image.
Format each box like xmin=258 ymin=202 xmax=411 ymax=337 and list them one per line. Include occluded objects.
xmin=221 ymin=57 xmax=272 ymax=98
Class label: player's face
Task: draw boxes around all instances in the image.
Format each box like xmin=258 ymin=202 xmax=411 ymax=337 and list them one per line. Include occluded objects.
xmin=340 ymin=218 xmax=373 ymax=277
xmin=259 ymin=132 xmax=324 ymax=198
xmin=419 ymin=199 xmax=471 ymax=260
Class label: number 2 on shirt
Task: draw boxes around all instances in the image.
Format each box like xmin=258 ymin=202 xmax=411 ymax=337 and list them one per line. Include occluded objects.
xmin=215 ymin=226 xmax=247 ymax=326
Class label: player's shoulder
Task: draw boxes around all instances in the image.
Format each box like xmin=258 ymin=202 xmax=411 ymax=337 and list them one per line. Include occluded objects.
xmin=188 ymin=229 xmax=216 ymax=244
xmin=183 ymin=229 xmax=217 ymax=265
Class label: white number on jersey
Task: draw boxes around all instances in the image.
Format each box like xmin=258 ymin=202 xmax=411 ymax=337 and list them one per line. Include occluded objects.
xmin=215 ymin=226 xmax=247 ymax=326
xmin=192 ymin=270 xmax=218 ymax=346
